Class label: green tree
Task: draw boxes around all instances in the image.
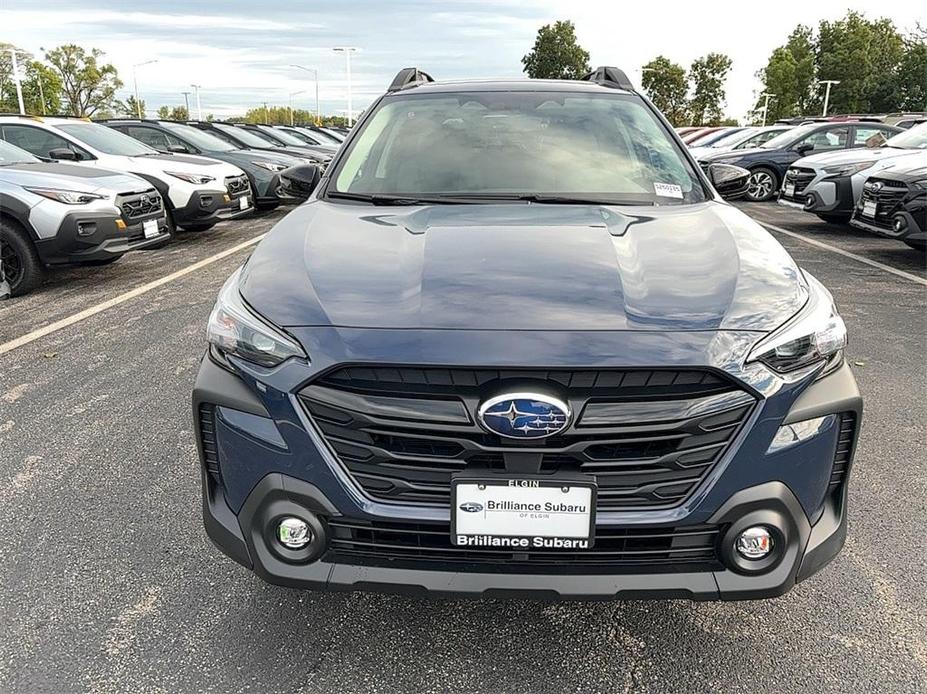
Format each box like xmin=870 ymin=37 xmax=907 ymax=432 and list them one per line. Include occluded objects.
xmin=118 ymin=95 xmax=146 ymax=117
xmin=816 ymin=12 xmax=903 ymax=113
xmin=894 ymin=38 xmax=927 ymax=111
xmin=641 ymin=56 xmax=689 ymax=126
xmin=521 ymin=20 xmax=590 ymax=79
xmin=756 ymin=26 xmax=818 ymax=122
xmin=0 ymin=44 xmax=63 ymax=114
xmin=688 ymin=53 xmax=732 ymax=125
xmin=44 ymin=44 xmax=122 ymax=116
xmin=169 ymin=105 xmax=189 ymax=121
xmin=156 ymin=105 xmax=170 ymax=119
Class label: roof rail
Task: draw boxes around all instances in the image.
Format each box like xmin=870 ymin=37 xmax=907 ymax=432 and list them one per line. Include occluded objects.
xmin=581 ymin=66 xmax=635 ymax=92
xmin=388 ymin=67 xmax=435 ymax=92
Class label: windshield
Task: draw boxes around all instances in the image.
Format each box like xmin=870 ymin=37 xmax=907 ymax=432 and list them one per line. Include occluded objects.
xmin=694 ymin=128 xmax=740 ymax=146
xmin=760 ymin=124 xmax=820 ymax=150
xmin=258 ymin=127 xmax=303 ymax=146
xmin=214 ymin=123 xmax=277 ymax=148
xmin=709 ymin=128 xmax=756 ymax=148
xmin=885 ymin=122 xmax=927 ymax=149
xmin=331 ymin=91 xmax=707 ymax=204
xmin=298 ymin=127 xmax=340 ymax=144
xmin=0 ymin=139 xmax=40 ymax=165
xmin=58 ymin=122 xmax=157 ymax=156
xmin=161 ymin=122 xmax=237 ymax=152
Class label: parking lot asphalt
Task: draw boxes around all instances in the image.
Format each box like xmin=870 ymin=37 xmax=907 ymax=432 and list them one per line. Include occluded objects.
xmin=0 ymin=202 xmax=925 ymax=694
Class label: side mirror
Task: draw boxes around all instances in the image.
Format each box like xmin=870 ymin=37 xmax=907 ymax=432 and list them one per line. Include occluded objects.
xmin=279 ymin=163 xmax=321 ymax=198
xmin=48 ymin=147 xmax=77 ymax=161
xmin=708 ymin=163 xmax=750 ymax=200
xmin=167 ymin=144 xmax=190 ymax=153
xmin=794 ymin=143 xmax=813 ymax=155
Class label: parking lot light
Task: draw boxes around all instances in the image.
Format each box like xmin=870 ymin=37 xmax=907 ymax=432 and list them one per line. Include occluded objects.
xmin=132 ymin=60 xmax=158 ymax=118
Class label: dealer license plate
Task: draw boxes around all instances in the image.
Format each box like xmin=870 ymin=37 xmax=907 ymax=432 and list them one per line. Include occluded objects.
xmin=143 ymin=219 xmax=159 ymax=239
xmin=784 ymin=183 xmax=795 ymax=197
xmin=239 ymin=196 xmax=249 ymax=210
xmin=862 ymin=200 xmax=877 ymax=218
xmin=451 ymin=477 xmax=596 ymax=549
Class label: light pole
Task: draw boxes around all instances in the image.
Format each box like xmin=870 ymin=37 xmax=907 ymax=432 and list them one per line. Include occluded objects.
xmin=819 ymin=80 xmax=840 ymax=117
xmin=332 ymin=47 xmax=358 ymax=126
xmin=290 ymin=65 xmax=320 ymax=125
xmin=288 ymin=90 xmax=306 ymax=126
xmin=190 ymin=84 xmax=203 ymax=120
xmin=181 ymin=91 xmax=191 ymax=116
xmin=7 ymin=49 xmax=25 ymax=114
xmin=132 ymin=60 xmax=158 ymax=118
xmin=760 ymin=92 xmax=776 ymax=126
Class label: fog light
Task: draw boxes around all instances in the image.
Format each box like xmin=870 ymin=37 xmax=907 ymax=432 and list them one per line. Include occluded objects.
xmin=894 ymin=216 xmax=906 ymax=232
xmin=276 ymin=516 xmax=312 ymax=549
xmin=735 ymin=526 xmax=773 ymax=560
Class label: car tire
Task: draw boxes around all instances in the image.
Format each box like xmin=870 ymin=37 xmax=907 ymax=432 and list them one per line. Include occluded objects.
xmin=815 ymin=213 xmax=852 ymax=225
xmin=180 ymin=222 xmax=217 ymax=232
xmin=0 ymin=217 xmax=44 ymax=297
xmin=745 ymin=167 xmax=779 ymax=202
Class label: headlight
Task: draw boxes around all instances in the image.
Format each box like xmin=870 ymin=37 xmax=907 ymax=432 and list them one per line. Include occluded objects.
xmin=207 ymin=269 xmax=306 ymax=368
xmin=822 ymin=162 xmax=873 ymax=176
xmin=166 ymin=170 xmax=215 ymax=185
xmin=913 ymin=179 xmax=927 ymax=190
xmin=252 ymin=161 xmax=287 ymax=172
xmin=24 ymin=187 xmax=107 ymax=205
xmin=747 ymin=274 xmax=846 ymax=375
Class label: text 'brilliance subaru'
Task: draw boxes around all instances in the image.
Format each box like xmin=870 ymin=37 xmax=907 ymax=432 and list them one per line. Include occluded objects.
xmin=194 ymin=67 xmax=863 ymax=601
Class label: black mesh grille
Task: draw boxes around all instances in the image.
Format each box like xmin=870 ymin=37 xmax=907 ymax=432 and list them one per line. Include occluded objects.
xmin=199 ymin=404 xmax=220 ymax=481
xmin=224 ymin=174 xmax=250 ymax=197
xmin=857 ymin=178 xmax=910 ymax=230
xmin=324 ymin=518 xmax=723 ymax=573
xmin=301 ymin=366 xmax=755 ymax=511
xmin=119 ymin=189 xmax=163 ymax=222
xmin=783 ymin=167 xmax=816 ymax=198
xmin=830 ymin=412 xmax=857 ymax=490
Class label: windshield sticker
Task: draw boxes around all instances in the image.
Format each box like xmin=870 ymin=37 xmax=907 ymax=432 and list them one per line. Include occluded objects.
xmin=654 ymin=182 xmax=684 ymax=199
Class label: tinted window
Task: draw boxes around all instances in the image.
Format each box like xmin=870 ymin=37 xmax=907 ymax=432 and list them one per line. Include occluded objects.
xmin=58 ymin=123 xmax=156 ymax=156
xmin=125 ymin=125 xmax=182 ymax=151
xmin=0 ymin=138 xmax=40 ymax=164
xmin=1 ymin=125 xmax=83 ymax=159
xmin=332 ymin=91 xmax=707 ymax=204
xmin=214 ymin=124 xmax=276 ymax=147
xmin=161 ymin=122 xmax=237 ymax=152
xmin=738 ymin=129 xmax=785 ymax=148
xmin=801 ymin=127 xmax=848 ymax=152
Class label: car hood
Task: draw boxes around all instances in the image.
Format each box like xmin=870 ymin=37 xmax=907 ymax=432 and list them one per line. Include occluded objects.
xmin=240 ymin=201 xmax=807 ymax=332
xmin=0 ymin=162 xmax=152 ymax=194
xmin=795 ymin=147 xmax=918 ymax=169
xmin=128 ymin=153 xmax=244 ymax=177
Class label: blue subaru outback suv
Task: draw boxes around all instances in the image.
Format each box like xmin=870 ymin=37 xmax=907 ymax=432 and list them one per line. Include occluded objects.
xmin=193 ymin=67 xmax=862 ymax=601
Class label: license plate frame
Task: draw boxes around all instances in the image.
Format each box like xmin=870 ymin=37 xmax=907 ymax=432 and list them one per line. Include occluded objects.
xmin=862 ymin=200 xmax=878 ymax=218
xmin=784 ymin=183 xmax=796 ymax=197
xmin=450 ymin=474 xmax=597 ymax=549
xmin=142 ymin=219 xmax=159 ymax=239
xmin=239 ymin=195 xmax=249 ymax=211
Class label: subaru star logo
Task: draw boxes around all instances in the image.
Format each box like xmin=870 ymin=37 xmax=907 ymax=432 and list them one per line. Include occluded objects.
xmin=477 ymin=392 xmax=571 ymax=439
xmin=459 ymin=502 xmax=483 ymax=513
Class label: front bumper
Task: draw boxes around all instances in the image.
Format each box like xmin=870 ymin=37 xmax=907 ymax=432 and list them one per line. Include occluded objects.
xmin=850 ymin=199 xmax=927 ymax=242
xmin=193 ymin=351 xmax=862 ymax=601
xmin=778 ymin=174 xmax=855 ymax=217
xmin=34 ymin=212 xmax=171 ymax=265
xmin=172 ymin=189 xmax=254 ymax=227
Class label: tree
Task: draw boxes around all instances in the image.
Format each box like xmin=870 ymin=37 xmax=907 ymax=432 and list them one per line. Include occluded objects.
xmin=0 ymin=44 xmax=63 ymax=114
xmin=521 ymin=20 xmax=590 ymax=79
xmin=118 ymin=95 xmax=146 ymax=117
xmin=641 ymin=56 xmax=689 ymax=126
xmin=44 ymin=44 xmax=122 ymax=116
xmin=816 ymin=12 xmax=903 ymax=113
xmin=688 ymin=53 xmax=732 ymax=125
xmin=756 ymin=26 xmax=818 ymax=122
xmin=170 ymin=106 xmax=189 ymax=121
xmin=156 ymin=105 xmax=170 ymax=119
xmin=894 ymin=37 xmax=927 ymax=111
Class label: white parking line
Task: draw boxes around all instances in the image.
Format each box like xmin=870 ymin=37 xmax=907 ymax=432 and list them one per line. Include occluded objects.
xmin=760 ymin=221 xmax=927 ymax=287
xmin=0 ymin=234 xmax=266 ymax=356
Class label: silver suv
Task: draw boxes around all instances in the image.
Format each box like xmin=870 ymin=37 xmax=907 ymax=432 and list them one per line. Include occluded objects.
xmin=0 ymin=139 xmax=168 ymax=297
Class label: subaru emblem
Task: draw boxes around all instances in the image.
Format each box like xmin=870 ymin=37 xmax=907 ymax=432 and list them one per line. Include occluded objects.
xmin=478 ymin=392 xmax=571 ymax=439
xmin=459 ymin=502 xmax=483 ymax=513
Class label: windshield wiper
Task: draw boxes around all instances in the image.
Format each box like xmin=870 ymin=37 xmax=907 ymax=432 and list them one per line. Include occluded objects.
xmin=446 ymin=193 xmax=655 ymax=206
xmin=327 ymin=191 xmax=476 ymax=205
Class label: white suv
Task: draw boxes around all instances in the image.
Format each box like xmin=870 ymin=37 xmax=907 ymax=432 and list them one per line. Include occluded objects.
xmin=0 ymin=116 xmax=254 ymax=232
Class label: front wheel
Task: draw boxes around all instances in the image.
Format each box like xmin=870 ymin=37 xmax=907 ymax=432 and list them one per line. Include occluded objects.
xmin=0 ymin=218 xmax=44 ymax=297
xmin=745 ymin=167 xmax=779 ymax=202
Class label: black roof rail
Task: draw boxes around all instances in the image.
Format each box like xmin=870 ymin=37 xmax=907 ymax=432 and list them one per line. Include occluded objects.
xmin=581 ymin=66 xmax=635 ymax=92
xmin=388 ymin=67 xmax=435 ymax=92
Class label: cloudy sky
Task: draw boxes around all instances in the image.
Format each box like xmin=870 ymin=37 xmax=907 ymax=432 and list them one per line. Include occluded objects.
xmin=3 ymin=0 xmax=923 ymax=120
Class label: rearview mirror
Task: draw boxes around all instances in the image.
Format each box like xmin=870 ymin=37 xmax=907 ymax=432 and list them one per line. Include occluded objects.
xmin=708 ymin=163 xmax=750 ymax=200
xmin=48 ymin=148 xmax=77 ymax=161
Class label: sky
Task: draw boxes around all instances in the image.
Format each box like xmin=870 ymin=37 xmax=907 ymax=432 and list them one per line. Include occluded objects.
xmin=2 ymin=0 xmax=924 ymax=121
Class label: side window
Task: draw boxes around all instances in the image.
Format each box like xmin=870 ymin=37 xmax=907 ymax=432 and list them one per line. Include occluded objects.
xmin=126 ymin=126 xmax=172 ymax=150
xmin=1 ymin=125 xmax=82 ymax=159
xmin=801 ymin=127 xmax=848 ymax=152
xmin=853 ymin=127 xmax=889 ymax=148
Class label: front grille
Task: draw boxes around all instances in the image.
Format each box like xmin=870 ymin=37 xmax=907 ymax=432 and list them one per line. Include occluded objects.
xmin=118 ymin=189 xmax=163 ymax=222
xmin=830 ymin=412 xmax=857 ymax=490
xmin=784 ymin=167 xmax=815 ymax=197
xmin=858 ymin=178 xmax=909 ymax=229
xmin=324 ymin=518 xmax=723 ymax=573
xmin=224 ymin=174 xmax=250 ymax=198
xmin=198 ymin=404 xmax=220 ymax=481
xmin=301 ymin=367 xmax=755 ymax=511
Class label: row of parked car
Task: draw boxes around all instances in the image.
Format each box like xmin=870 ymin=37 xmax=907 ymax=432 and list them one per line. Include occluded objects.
xmin=678 ymin=121 xmax=927 ymax=250
xmin=0 ymin=116 xmax=348 ymax=297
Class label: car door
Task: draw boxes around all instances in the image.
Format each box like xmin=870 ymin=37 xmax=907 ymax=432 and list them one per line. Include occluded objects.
xmin=0 ymin=124 xmax=92 ymax=162
xmin=850 ymin=125 xmax=894 ymax=149
xmin=798 ymin=126 xmax=850 ymax=155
